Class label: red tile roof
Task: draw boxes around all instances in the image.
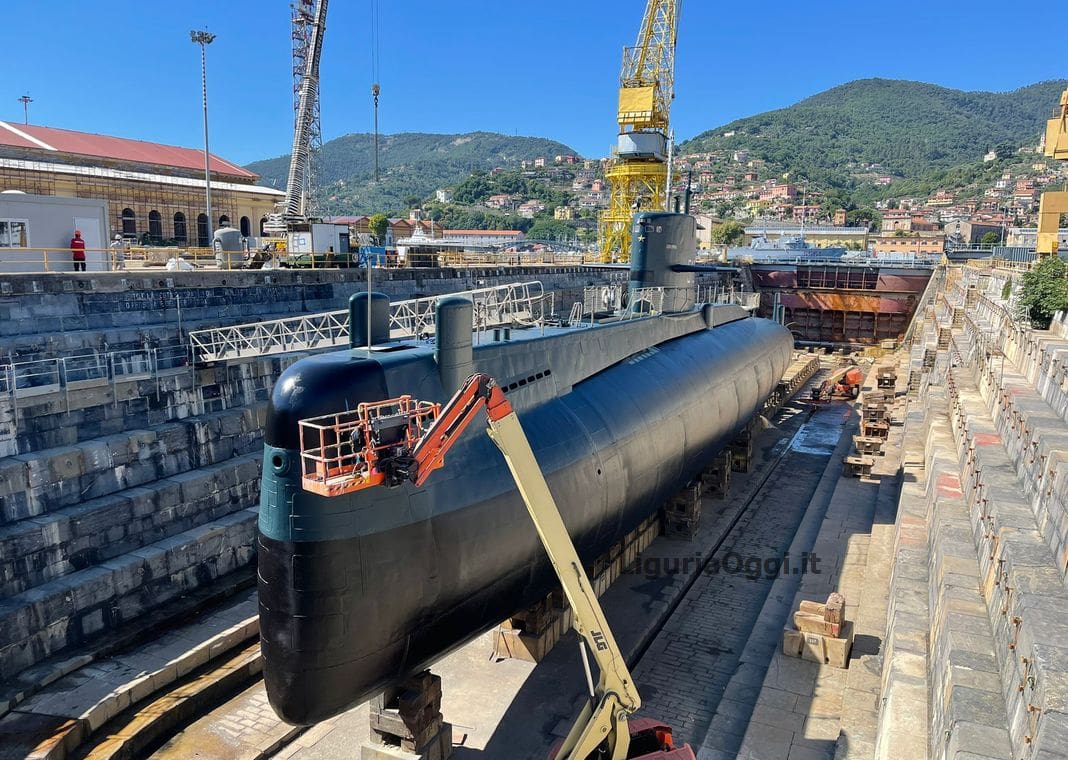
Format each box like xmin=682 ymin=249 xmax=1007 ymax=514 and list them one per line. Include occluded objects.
xmin=0 ymin=121 xmax=257 ymax=180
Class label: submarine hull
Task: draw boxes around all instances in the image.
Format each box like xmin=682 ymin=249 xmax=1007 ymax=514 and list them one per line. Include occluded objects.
xmin=258 ymin=315 xmax=792 ymax=725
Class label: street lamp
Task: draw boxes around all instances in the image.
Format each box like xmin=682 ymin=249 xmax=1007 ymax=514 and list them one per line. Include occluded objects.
xmin=190 ymin=30 xmax=216 ymax=247
xmin=17 ymin=94 xmax=32 ymax=125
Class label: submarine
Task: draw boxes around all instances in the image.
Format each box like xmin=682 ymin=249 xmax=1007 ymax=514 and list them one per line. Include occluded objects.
xmin=258 ymin=212 xmax=793 ymax=725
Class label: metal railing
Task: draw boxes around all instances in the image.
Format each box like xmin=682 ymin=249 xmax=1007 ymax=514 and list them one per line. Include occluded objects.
xmin=0 ymin=246 xmax=394 ymax=272
xmin=437 ymin=250 xmax=593 ymax=267
xmin=0 ymin=344 xmax=190 ymax=406
xmin=697 ymin=285 xmax=760 ymax=310
xmin=188 ymin=281 xmax=548 ymax=363
xmin=625 ymin=287 xmax=667 ymax=317
xmin=743 ymin=254 xmax=937 ymax=269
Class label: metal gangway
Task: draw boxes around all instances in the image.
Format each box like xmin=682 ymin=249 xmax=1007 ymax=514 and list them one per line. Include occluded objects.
xmin=188 ymin=281 xmax=548 ymax=364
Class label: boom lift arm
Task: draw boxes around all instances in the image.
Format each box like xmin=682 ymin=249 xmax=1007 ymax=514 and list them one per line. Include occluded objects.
xmin=297 ymin=374 xmax=694 ymax=759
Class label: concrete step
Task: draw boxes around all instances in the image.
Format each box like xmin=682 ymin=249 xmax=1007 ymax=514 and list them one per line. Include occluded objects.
xmin=0 ymin=507 xmax=258 ymax=681
xmin=0 ymin=404 xmax=265 ymax=525
xmin=5 ymin=357 xmax=283 ymax=453
xmin=947 ymin=372 xmax=1068 ymax=758
xmin=0 ymin=451 xmax=261 ymax=597
xmin=955 ymin=325 xmax=1068 ymax=585
xmin=923 ymin=404 xmax=1012 ymax=760
xmin=925 ymin=311 xmax=1068 ymax=760
xmin=0 ymin=327 xmax=186 ymax=369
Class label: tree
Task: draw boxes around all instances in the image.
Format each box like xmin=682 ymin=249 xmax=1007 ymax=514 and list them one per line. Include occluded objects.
xmin=527 ymin=219 xmax=573 ymax=241
xmin=368 ymin=213 xmax=388 ymax=244
xmin=980 ymin=231 xmax=1001 ymax=248
xmin=1018 ymin=256 xmax=1068 ymax=329
xmin=710 ymin=220 xmax=746 ymax=246
xmin=846 ymin=208 xmax=880 ymax=231
xmin=403 ymin=195 xmax=422 ymax=209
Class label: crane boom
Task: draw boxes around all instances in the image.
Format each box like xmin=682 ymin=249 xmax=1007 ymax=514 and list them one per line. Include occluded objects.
xmin=600 ymin=0 xmax=679 ymax=263
xmin=265 ymin=0 xmax=328 ymax=235
xmin=619 ymin=0 xmax=678 ymax=132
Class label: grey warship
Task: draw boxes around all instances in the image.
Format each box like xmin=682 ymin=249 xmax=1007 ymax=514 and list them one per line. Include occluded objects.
xmin=257 ymin=212 xmax=793 ymax=724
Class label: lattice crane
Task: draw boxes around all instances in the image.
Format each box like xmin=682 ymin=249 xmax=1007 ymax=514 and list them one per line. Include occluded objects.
xmin=264 ymin=0 xmax=328 ymax=235
xmin=599 ymin=1 xmax=680 ymax=263
xmin=1037 ymin=85 xmax=1068 ymax=257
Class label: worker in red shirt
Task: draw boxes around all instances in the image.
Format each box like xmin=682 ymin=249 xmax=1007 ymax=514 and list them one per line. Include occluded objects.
xmin=70 ymin=230 xmax=86 ymax=272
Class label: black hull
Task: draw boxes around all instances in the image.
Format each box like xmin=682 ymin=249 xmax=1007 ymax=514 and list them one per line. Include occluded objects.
xmin=258 ymin=316 xmax=792 ymax=724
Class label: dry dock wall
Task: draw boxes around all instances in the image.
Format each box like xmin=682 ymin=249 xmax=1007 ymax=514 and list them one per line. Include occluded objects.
xmin=877 ymin=266 xmax=1068 ymax=760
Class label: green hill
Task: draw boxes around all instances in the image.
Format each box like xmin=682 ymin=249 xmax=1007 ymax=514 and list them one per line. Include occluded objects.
xmin=246 ymin=131 xmax=578 ymax=215
xmin=680 ymin=78 xmax=1067 ymax=200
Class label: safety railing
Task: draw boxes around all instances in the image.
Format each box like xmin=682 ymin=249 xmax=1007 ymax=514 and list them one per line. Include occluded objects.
xmin=744 ymin=254 xmax=938 ymax=269
xmin=0 ymin=246 xmax=394 ymax=272
xmin=188 ymin=281 xmax=548 ymax=363
xmin=625 ymin=287 xmax=667 ymax=318
xmin=0 ymin=246 xmax=246 ymax=272
xmin=697 ymin=286 xmax=760 ymax=310
xmin=437 ymin=250 xmax=594 ymax=267
xmin=0 ymin=344 xmax=190 ymax=406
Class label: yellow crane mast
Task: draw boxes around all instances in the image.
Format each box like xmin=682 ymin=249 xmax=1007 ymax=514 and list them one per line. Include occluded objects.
xmin=599 ymin=1 xmax=679 ymax=263
xmin=1037 ymin=85 xmax=1068 ymax=257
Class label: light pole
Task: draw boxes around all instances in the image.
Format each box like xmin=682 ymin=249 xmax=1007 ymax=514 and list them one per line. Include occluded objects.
xmin=17 ymin=94 xmax=32 ymax=125
xmin=190 ymin=30 xmax=215 ymax=247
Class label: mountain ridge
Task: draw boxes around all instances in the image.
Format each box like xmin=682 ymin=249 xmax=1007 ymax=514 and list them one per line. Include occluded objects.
xmin=246 ymin=131 xmax=577 ymax=215
xmin=678 ymin=78 xmax=1067 ymax=198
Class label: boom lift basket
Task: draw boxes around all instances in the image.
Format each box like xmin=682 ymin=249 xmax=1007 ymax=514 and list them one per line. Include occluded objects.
xmin=298 ymin=396 xmax=441 ymax=497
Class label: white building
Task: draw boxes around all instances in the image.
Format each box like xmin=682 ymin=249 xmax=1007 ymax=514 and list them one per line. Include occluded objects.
xmin=1005 ymin=227 xmax=1068 ymax=249
xmin=0 ymin=192 xmax=110 ymax=272
xmin=441 ymin=229 xmax=525 ymax=248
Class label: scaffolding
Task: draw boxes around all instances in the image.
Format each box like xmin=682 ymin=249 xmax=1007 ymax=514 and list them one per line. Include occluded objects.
xmin=0 ymin=158 xmax=281 ymax=244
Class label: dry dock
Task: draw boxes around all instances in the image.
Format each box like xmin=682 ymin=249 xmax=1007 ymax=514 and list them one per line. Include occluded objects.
xmin=2 ymin=261 xmax=1067 ymax=760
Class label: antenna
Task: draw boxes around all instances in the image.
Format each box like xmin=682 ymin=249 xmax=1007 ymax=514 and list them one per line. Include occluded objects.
xmin=370 ymin=0 xmax=381 ymax=182
xmin=17 ymin=94 xmax=32 ymax=125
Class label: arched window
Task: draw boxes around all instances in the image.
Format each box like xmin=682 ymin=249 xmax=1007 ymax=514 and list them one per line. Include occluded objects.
xmin=148 ymin=210 xmax=162 ymax=243
xmin=121 ymin=208 xmax=136 ymax=237
xmin=219 ymin=215 xmax=230 ymax=229
xmin=240 ymin=216 xmax=251 ymax=237
xmin=196 ymin=213 xmax=210 ymax=247
xmin=259 ymin=216 xmax=268 ymax=236
xmin=173 ymin=212 xmax=187 ymax=244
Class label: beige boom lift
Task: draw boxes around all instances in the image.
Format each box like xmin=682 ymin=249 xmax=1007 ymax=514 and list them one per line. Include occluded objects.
xmin=298 ymin=373 xmax=696 ymax=759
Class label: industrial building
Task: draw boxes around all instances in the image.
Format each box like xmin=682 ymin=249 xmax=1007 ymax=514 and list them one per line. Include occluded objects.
xmin=0 ymin=120 xmax=283 ymax=246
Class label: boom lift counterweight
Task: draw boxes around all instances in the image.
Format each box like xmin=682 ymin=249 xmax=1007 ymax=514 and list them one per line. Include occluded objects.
xmin=297 ymin=373 xmax=696 ymax=760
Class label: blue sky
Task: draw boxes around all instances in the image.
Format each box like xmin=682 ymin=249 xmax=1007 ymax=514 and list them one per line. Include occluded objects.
xmin=2 ymin=1 xmax=1065 ymax=166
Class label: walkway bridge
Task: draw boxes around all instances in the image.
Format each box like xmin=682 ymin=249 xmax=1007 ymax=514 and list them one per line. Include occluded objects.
xmin=188 ymin=281 xmax=548 ymax=364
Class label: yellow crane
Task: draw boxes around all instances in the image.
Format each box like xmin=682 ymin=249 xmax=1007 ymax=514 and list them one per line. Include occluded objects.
xmin=1037 ymin=85 xmax=1068 ymax=257
xmin=599 ymin=1 xmax=679 ymax=263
